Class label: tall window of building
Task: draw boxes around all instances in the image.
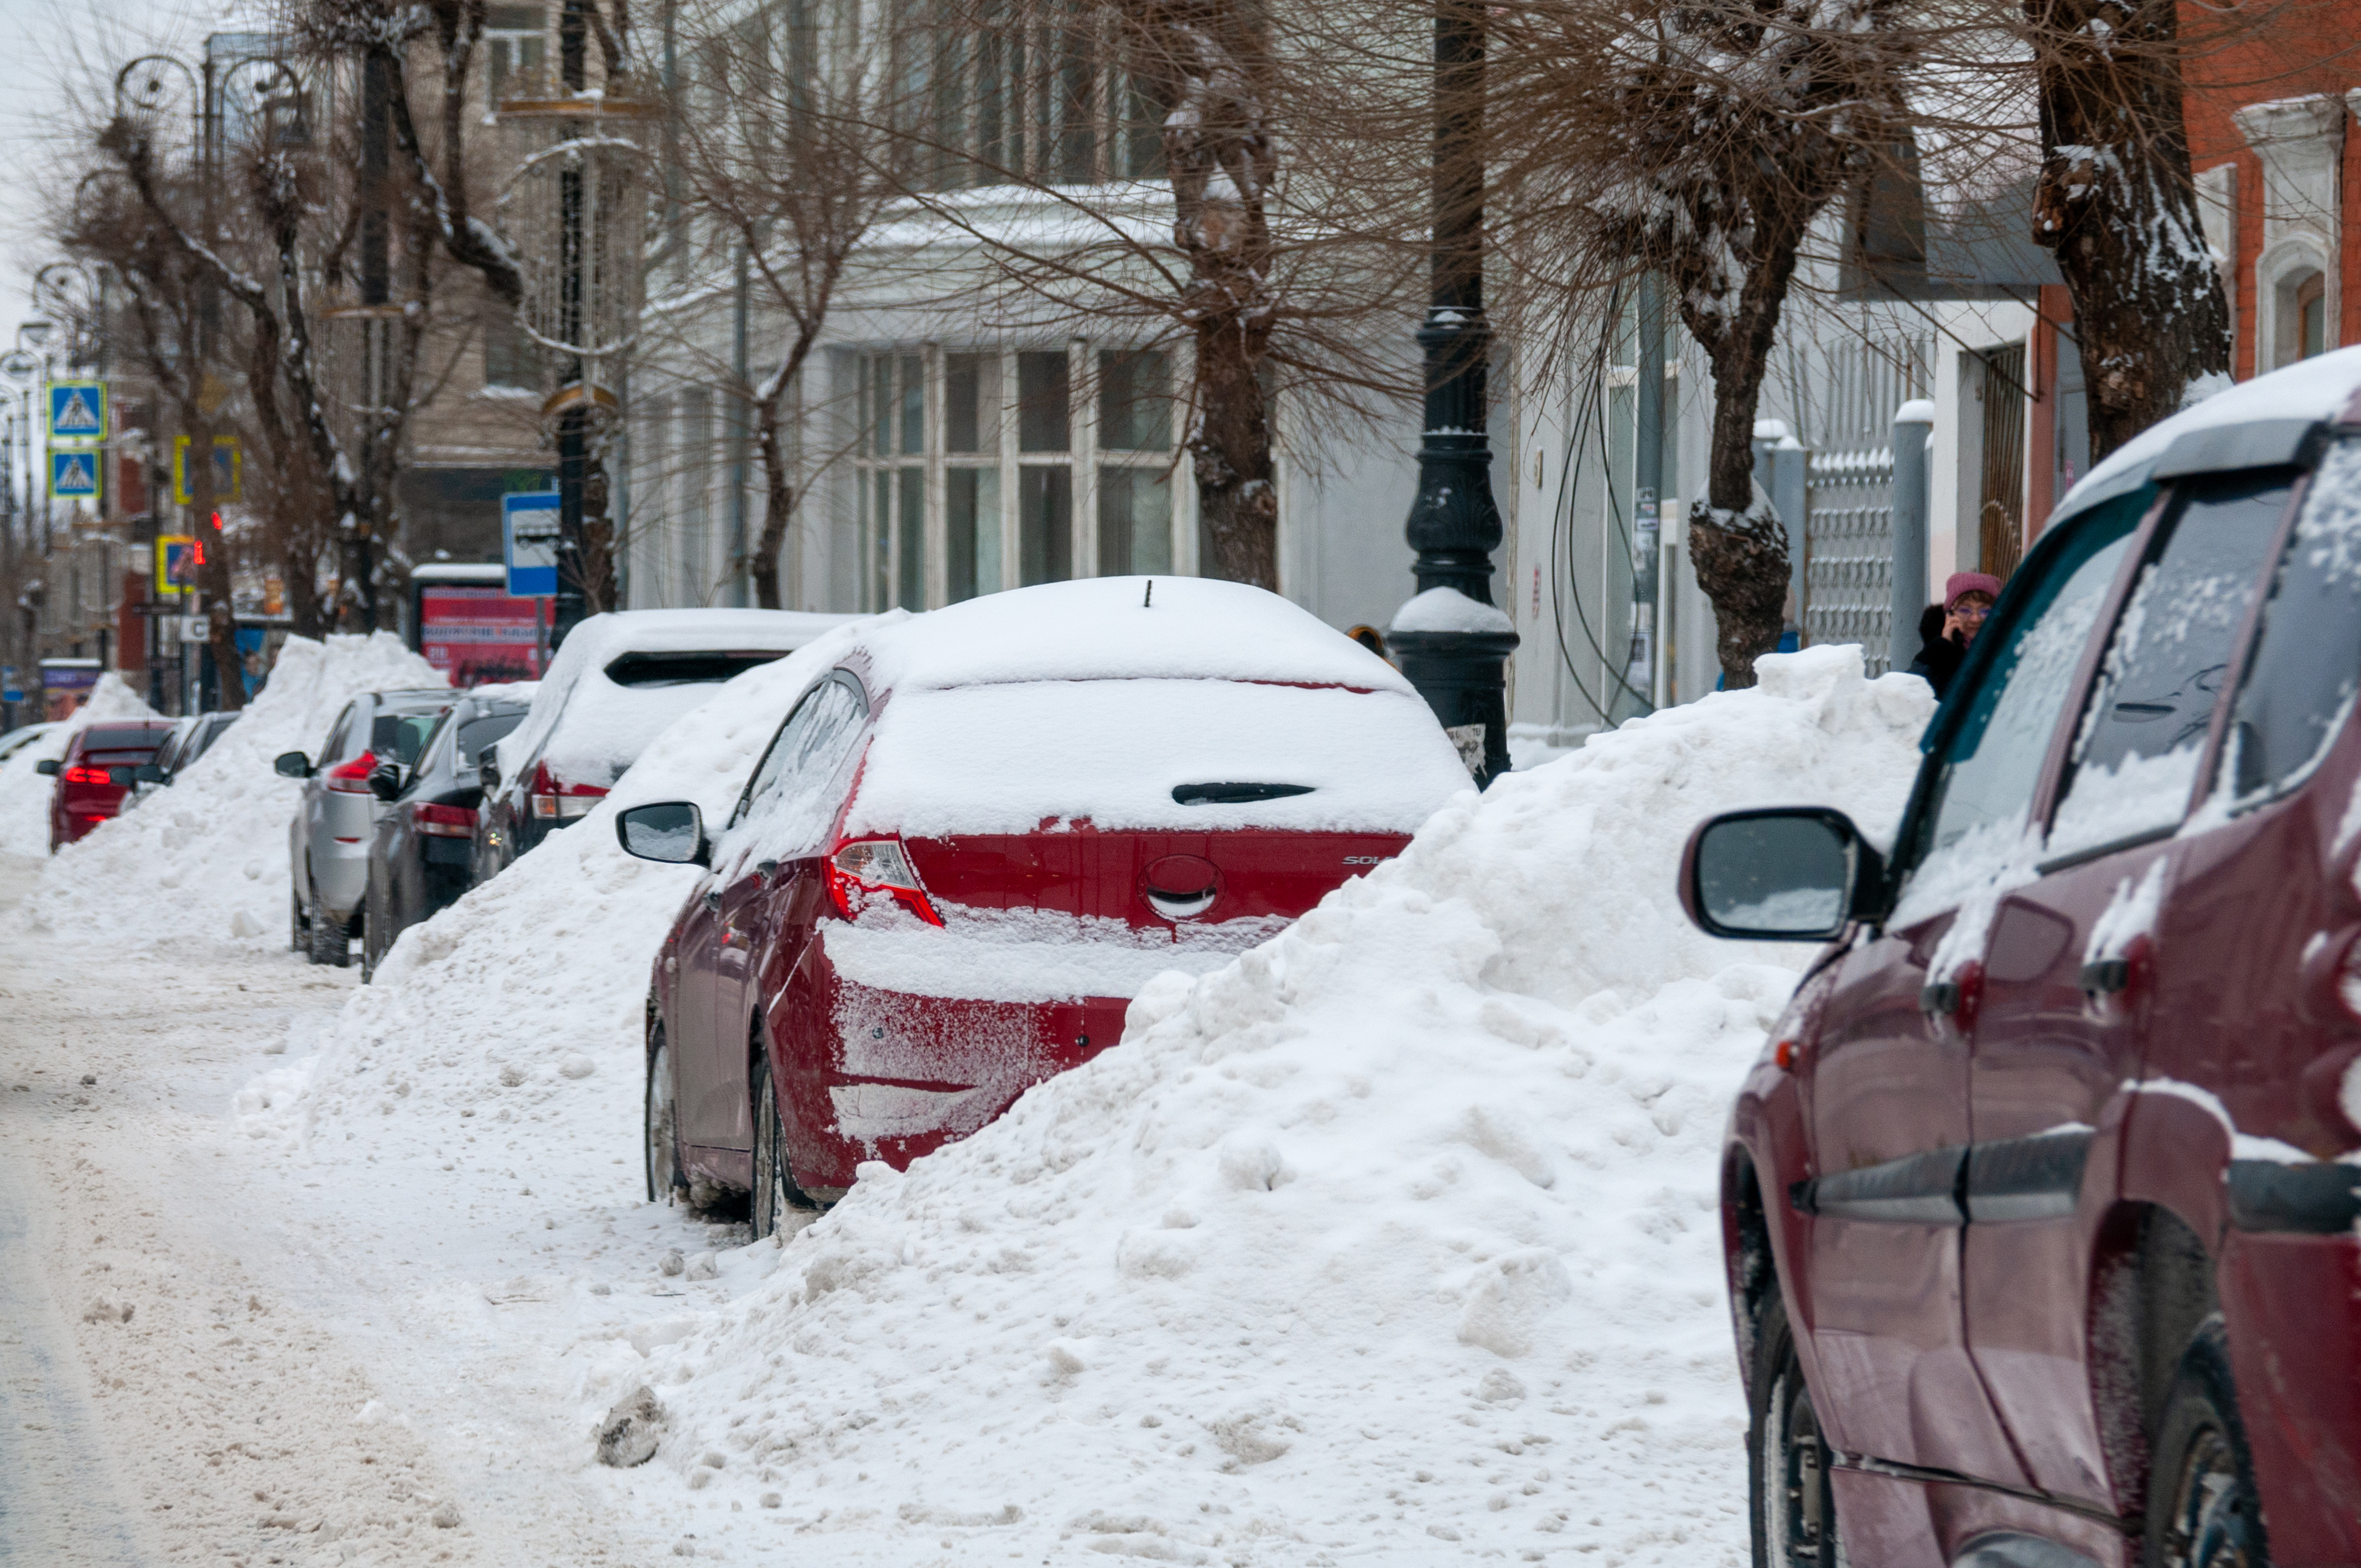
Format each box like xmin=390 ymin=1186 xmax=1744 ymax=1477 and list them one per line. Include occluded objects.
xmin=904 ymin=0 xmax=1171 ymax=190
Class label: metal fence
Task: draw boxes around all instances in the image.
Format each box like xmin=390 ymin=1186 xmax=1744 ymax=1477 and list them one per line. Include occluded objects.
xmin=1803 ymin=445 xmax=1896 ymax=674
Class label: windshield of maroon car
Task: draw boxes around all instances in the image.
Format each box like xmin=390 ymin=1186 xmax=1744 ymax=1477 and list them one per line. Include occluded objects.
xmin=838 ymin=678 xmax=1468 ymax=840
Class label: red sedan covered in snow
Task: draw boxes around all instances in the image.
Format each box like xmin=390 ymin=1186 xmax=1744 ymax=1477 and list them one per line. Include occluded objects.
xmin=620 ymin=578 xmax=1471 ymax=1230
xmin=40 ymin=720 xmax=176 ymax=851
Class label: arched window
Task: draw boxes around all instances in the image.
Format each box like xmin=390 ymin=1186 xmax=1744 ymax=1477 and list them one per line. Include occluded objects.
xmin=2273 ymin=265 xmax=2329 ymax=367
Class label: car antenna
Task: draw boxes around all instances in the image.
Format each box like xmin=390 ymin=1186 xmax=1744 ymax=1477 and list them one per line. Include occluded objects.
xmin=1143 ymin=579 xmax=1153 ymax=608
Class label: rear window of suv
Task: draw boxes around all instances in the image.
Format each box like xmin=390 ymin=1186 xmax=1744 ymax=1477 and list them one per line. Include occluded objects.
xmin=604 ymin=651 xmax=786 ymax=687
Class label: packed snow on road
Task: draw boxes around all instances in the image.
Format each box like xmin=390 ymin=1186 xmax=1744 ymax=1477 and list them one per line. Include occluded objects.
xmin=2 ymin=632 xmax=1930 ymax=1564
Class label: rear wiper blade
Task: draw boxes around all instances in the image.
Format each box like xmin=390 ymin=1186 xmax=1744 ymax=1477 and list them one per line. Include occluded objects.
xmin=1170 ymin=782 xmax=1315 ymax=806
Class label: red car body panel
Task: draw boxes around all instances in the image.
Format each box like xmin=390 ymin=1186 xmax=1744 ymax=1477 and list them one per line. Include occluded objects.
xmin=49 ymin=721 xmax=174 ymax=850
xmin=1715 ymin=450 xmax=2361 ymax=1566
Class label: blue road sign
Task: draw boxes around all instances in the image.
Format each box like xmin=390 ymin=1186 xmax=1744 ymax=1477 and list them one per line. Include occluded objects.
xmin=2 ymin=666 xmax=18 ymax=704
xmin=48 ymin=382 xmax=106 ymax=442
xmin=49 ymin=449 xmax=100 ymax=500
xmin=502 ymin=491 xmax=563 ymax=598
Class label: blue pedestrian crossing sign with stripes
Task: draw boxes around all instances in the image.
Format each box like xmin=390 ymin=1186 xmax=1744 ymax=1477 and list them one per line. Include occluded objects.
xmin=47 ymin=382 xmax=106 ymax=442
xmin=49 ymin=449 xmax=100 ymax=501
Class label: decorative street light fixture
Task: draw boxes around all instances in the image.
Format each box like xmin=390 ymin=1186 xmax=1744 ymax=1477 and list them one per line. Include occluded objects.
xmin=1388 ymin=0 xmax=1517 ymax=787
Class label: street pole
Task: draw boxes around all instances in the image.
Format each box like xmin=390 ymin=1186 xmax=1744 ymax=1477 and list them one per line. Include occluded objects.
xmin=1388 ymin=0 xmax=1517 ymax=786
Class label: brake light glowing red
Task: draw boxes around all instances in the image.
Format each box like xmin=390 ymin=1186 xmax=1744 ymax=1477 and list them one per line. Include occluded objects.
xmin=62 ymin=765 xmax=112 ymax=786
xmin=825 ymin=837 xmax=941 ymax=926
xmin=412 ymin=801 xmax=476 ymax=838
xmin=324 ymin=750 xmax=378 ymax=795
xmin=530 ymin=761 xmax=607 ymax=820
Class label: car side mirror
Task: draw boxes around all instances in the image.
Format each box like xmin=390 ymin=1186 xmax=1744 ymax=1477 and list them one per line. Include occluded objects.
xmin=1679 ymin=807 xmax=1884 ymax=942
xmin=615 ymin=801 xmax=709 ymax=868
xmin=35 ymin=759 xmax=58 ymax=776
xmin=274 ymin=751 xmax=313 ymax=779
xmin=134 ymin=763 xmax=165 ymax=785
xmin=106 ymin=765 xmax=136 ymax=787
xmin=366 ymin=762 xmax=402 ymax=803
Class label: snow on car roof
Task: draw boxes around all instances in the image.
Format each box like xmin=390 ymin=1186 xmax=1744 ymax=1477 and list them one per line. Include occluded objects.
xmin=2057 ymin=345 xmax=2361 ymax=525
xmin=847 ymin=577 xmax=1415 ymax=696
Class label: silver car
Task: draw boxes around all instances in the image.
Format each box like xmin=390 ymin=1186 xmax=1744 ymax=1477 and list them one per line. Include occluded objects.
xmin=276 ymin=687 xmax=451 ymax=965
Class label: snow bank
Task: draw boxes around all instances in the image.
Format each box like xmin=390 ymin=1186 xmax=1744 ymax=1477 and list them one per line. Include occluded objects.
xmin=583 ymin=645 xmax=1932 ymax=1563
xmin=0 ymin=674 xmax=159 ymax=854
xmin=17 ymin=634 xmax=444 ymax=951
xmin=250 ymin=626 xmax=873 ymax=1164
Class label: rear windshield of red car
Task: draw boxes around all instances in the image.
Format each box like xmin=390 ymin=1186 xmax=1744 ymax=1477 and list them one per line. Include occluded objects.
xmin=78 ymin=727 xmax=165 ymax=757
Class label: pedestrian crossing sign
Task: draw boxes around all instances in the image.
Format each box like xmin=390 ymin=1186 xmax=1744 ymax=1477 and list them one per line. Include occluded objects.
xmin=49 ymin=449 xmax=100 ymax=501
xmin=46 ymin=381 xmax=106 ymax=442
xmin=172 ymin=435 xmax=243 ymax=505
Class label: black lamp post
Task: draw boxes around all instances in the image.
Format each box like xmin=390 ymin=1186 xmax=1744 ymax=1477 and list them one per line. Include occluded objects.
xmin=1389 ymin=0 xmax=1517 ymax=787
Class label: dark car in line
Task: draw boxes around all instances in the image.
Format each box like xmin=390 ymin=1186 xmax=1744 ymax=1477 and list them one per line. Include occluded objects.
xmin=1679 ymin=352 xmax=2361 ymax=1568
xmin=40 ymin=720 xmax=177 ymax=850
xmin=359 ymin=691 xmax=531 ymax=980
xmin=128 ymin=710 xmax=241 ymax=808
xmin=617 ymin=578 xmax=1471 ymax=1232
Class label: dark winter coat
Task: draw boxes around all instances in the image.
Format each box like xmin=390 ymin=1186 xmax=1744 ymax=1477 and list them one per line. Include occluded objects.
xmin=1906 ymin=605 xmax=1968 ymax=700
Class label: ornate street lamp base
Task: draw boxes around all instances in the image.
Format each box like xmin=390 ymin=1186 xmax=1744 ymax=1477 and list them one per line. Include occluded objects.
xmin=1388 ymin=626 xmax=1519 ymax=786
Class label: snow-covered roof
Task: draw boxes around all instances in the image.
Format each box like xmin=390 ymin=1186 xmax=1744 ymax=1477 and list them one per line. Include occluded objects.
xmin=2056 ymin=346 xmax=2361 ymax=524
xmin=849 ymin=577 xmax=1411 ymax=696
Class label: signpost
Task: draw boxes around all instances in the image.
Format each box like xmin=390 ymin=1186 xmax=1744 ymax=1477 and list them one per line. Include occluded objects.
xmin=502 ymin=491 xmax=563 ymax=597
xmin=49 ymin=448 xmax=100 ymax=501
xmin=155 ymin=534 xmax=198 ymax=598
xmin=172 ymin=435 xmax=242 ymax=504
xmin=46 ymin=381 xmax=107 ymax=442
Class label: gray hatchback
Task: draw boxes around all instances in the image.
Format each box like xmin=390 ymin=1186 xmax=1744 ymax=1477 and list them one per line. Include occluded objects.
xmin=276 ymin=687 xmax=451 ymax=965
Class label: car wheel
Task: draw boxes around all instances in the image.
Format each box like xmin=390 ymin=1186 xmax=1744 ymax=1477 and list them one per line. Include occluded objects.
xmin=750 ymin=1046 xmax=816 ymax=1237
xmin=306 ymin=887 xmax=349 ymax=968
xmin=2146 ymin=1318 xmax=2269 ymax=1568
xmin=1750 ymin=1292 xmax=1840 ymax=1568
xmin=645 ymin=1024 xmax=687 ymax=1206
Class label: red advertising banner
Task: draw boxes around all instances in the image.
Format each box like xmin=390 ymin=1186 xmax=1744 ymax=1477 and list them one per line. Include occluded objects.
xmin=418 ymin=586 xmax=548 ymax=687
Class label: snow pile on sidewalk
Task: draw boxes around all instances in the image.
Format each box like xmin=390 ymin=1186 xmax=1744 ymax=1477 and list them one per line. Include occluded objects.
xmin=0 ymin=674 xmax=160 ymax=854
xmin=581 ymin=646 xmax=1932 ymax=1564
xmin=18 ymin=634 xmax=444 ymax=949
xmin=247 ymin=626 xmax=874 ymax=1165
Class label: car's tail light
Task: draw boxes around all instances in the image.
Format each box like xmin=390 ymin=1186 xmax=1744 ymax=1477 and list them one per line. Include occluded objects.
xmin=325 ymin=750 xmax=378 ymax=795
xmin=412 ymin=801 xmax=476 ymax=838
xmin=61 ymin=765 xmax=111 ymax=786
xmin=530 ymin=760 xmax=607 ymax=820
xmin=826 ymin=837 xmax=942 ymax=926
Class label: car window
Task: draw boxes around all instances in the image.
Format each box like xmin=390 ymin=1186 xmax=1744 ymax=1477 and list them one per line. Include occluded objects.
xmin=1900 ymin=492 xmax=2144 ymax=902
xmin=372 ymin=711 xmax=445 ymax=767
xmin=321 ymin=703 xmax=357 ymax=761
xmin=728 ymin=676 xmax=870 ymax=861
xmin=2218 ymin=438 xmax=2361 ymax=805
xmin=456 ymin=712 xmax=524 ymax=767
xmin=2047 ymin=468 xmax=2292 ymax=856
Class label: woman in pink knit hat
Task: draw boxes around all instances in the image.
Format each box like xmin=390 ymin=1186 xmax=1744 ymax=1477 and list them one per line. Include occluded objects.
xmin=1906 ymin=570 xmax=2004 ymax=699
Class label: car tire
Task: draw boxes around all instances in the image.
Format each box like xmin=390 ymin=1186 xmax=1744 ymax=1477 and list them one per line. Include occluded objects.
xmin=750 ymin=1046 xmax=816 ymax=1237
xmin=1750 ymin=1291 xmax=1840 ymax=1568
xmin=290 ymin=886 xmax=308 ymax=953
xmin=2145 ymin=1317 xmax=2269 ymax=1568
xmin=645 ymin=1024 xmax=687 ymax=1206
xmin=359 ymin=901 xmax=378 ymax=983
xmin=307 ymin=887 xmax=349 ymax=968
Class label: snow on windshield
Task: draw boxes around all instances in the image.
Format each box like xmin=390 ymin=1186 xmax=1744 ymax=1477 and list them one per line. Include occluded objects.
xmin=842 ymin=678 xmax=1470 ymax=839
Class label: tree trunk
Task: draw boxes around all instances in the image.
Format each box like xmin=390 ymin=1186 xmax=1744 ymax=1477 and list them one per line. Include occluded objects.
xmin=2028 ymin=0 xmax=2231 ymax=459
xmin=1134 ymin=0 xmax=1280 ymax=589
xmin=1191 ymin=320 xmax=1279 ymax=588
xmin=750 ymin=388 xmax=794 ymax=610
xmin=1677 ymin=271 xmax=1797 ymax=690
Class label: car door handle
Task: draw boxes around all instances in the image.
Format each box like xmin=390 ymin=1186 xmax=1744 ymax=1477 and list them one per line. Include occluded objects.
xmin=703 ymin=889 xmax=722 ymax=912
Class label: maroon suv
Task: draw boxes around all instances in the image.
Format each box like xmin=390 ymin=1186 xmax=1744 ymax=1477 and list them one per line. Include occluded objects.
xmin=40 ymin=720 xmax=175 ymax=850
xmin=1681 ymin=356 xmax=2361 ymax=1568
